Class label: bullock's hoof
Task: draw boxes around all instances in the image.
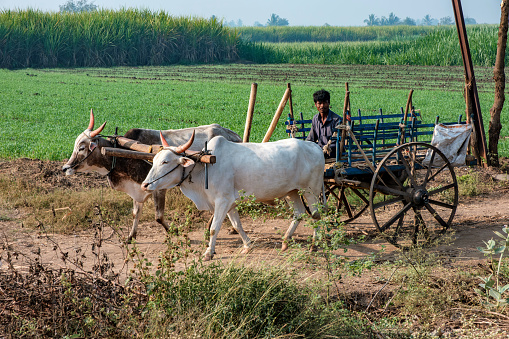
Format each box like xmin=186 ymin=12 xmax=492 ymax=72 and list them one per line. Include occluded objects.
xmin=126 ymin=235 xmax=136 ymax=244
xmin=240 ymin=247 xmax=251 ymax=255
xmin=204 ymin=252 xmax=214 ymax=261
xmin=281 ymin=242 xmax=289 ymax=252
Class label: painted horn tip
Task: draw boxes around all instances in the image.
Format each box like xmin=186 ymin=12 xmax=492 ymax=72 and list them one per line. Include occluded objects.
xmin=90 ymin=121 xmax=106 ymax=138
xmin=160 ymin=131 xmax=170 ymax=148
xmin=87 ymin=109 xmax=95 ymax=131
xmin=175 ymin=130 xmax=195 ymax=154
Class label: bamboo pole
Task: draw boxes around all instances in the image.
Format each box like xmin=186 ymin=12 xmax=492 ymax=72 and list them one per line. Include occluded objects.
xmin=337 ymin=90 xmax=350 ymax=160
xmin=243 ymin=83 xmax=257 ymax=142
xmin=262 ymin=87 xmax=291 ymax=142
xmin=287 ymin=83 xmax=294 ymax=120
xmin=400 ymin=89 xmax=414 ymax=145
xmin=345 ymin=82 xmax=351 ymax=112
xmin=404 ymin=89 xmax=414 ymax=118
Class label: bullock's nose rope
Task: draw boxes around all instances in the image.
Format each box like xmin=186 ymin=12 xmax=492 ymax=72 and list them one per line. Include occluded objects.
xmin=143 ymin=163 xmax=181 ymax=186
xmin=69 ymin=144 xmax=97 ymax=169
xmin=144 ymin=150 xmax=201 ymax=188
xmin=144 ymin=162 xmax=198 ymax=187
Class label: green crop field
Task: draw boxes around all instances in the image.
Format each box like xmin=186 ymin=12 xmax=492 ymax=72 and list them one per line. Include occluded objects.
xmin=239 ymin=26 xmax=500 ymax=67
xmin=1 ymin=63 xmax=507 ymax=161
xmin=236 ymin=25 xmax=437 ymax=43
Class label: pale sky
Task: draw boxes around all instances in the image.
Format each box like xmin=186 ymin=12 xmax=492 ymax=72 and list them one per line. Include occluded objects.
xmin=0 ymin=0 xmax=503 ymax=26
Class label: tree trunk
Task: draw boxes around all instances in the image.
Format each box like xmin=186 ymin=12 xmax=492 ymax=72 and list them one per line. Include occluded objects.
xmin=489 ymin=0 xmax=509 ymax=167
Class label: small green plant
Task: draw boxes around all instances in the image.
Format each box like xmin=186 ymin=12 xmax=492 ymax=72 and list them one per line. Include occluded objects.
xmin=456 ymin=170 xmax=495 ymax=197
xmin=298 ymin=202 xmax=375 ymax=300
xmin=474 ymin=225 xmax=509 ymax=311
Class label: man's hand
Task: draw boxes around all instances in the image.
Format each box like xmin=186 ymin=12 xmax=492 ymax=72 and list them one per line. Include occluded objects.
xmin=323 ymin=144 xmax=332 ymax=156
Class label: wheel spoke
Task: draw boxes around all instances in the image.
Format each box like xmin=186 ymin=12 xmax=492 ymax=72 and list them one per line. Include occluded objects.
xmin=372 ymin=195 xmax=405 ymax=210
xmin=381 ymin=164 xmax=405 ymax=189
xmin=427 ymin=198 xmax=455 ymax=210
xmin=351 ymin=188 xmax=369 ymax=204
xmin=427 ymin=163 xmax=449 ymax=183
xmin=413 ymin=210 xmax=426 ymax=244
xmin=327 ymin=184 xmax=370 ymax=223
xmin=428 ymin=183 xmax=457 ymax=196
xmin=423 ymin=149 xmax=436 ymax=186
xmin=340 ymin=188 xmax=354 ymax=218
xmin=389 ymin=213 xmax=405 ymax=246
xmin=380 ymin=202 xmax=413 ymax=232
xmin=371 ymin=183 xmax=409 ymax=197
xmin=397 ymin=149 xmax=418 ymax=187
xmin=326 ymin=185 xmax=342 ymax=211
xmin=424 ymin=202 xmax=449 ymax=228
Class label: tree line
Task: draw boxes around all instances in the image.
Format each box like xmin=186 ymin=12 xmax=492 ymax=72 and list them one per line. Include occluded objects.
xmin=364 ymin=12 xmax=477 ymax=26
xmin=60 ymin=0 xmax=479 ymax=28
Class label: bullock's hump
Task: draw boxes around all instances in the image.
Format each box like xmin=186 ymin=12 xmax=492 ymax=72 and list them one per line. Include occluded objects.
xmin=124 ymin=128 xmax=160 ymax=145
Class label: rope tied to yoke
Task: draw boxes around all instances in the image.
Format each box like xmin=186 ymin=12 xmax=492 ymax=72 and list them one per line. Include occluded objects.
xmin=145 ymin=147 xmax=214 ymax=187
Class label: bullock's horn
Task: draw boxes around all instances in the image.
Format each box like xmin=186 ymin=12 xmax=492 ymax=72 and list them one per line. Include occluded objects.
xmin=88 ymin=109 xmax=95 ymax=130
xmin=87 ymin=109 xmax=106 ymax=138
xmin=90 ymin=121 xmax=107 ymax=138
xmin=175 ymin=130 xmax=195 ymax=154
xmin=160 ymin=131 xmax=170 ymax=148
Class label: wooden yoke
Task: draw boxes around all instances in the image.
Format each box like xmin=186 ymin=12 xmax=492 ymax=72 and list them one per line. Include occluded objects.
xmin=102 ymin=136 xmax=216 ymax=164
xmin=107 ymin=136 xmax=162 ymax=154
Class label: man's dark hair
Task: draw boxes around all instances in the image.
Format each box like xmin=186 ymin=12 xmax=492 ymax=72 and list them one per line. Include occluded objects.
xmin=313 ymin=89 xmax=330 ymax=103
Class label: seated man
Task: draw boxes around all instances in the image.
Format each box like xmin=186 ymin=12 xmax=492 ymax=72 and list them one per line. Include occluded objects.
xmin=306 ymin=89 xmax=342 ymax=158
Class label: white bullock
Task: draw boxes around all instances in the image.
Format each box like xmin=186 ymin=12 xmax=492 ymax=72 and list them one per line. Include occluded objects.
xmin=141 ymin=132 xmax=325 ymax=260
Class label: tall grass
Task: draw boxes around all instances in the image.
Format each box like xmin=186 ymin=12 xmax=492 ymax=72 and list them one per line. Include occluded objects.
xmin=0 ymin=9 xmax=239 ymax=68
xmin=1 ymin=11 xmax=501 ymax=69
xmin=239 ymin=25 xmax=501 ymax=67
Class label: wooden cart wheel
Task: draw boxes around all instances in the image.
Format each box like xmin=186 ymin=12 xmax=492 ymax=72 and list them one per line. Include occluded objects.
xmin=299 ymin=182 xmax=371 ymax=225
xmin=324 ymin=182 xmax=370 ymax=223
xmin=368 ymin=142 xmax=458 ymax=249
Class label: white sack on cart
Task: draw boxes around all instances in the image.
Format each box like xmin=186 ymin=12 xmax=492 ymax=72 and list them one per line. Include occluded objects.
xmin=423 ymin=123 xmax=472 ymax=167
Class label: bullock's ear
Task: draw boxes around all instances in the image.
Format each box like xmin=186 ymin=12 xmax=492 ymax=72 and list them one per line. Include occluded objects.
xmin=179 ymin=157 xmax=195 ymax=168
xmin=89 ymin=141 xmax=97 ymax=152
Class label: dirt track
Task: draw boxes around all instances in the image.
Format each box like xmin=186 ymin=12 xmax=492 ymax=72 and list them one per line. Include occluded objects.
xmin=1 ymin=158 xmax=509 ymax=289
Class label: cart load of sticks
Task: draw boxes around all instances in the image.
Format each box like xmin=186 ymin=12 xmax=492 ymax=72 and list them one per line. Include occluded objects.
xmin=102 ymin=135 xmax=216 ymax=164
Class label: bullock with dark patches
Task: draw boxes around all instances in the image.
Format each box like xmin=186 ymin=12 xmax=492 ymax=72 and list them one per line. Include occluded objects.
xmin=62 ymin=110 xmax=241 ymax=242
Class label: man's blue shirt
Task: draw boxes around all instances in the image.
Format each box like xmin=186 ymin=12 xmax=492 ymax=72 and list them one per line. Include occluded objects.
xmin=306 ymin=110 xmax=342 ymax=156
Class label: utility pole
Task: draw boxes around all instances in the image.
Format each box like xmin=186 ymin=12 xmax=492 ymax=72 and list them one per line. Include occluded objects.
xmin=451 ymin=0 xmax=489 ymax=167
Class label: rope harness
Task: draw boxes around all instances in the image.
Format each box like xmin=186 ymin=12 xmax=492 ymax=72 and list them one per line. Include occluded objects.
xmin=73 ymin=130 xmax=204 ymax=187
xmin=106 ymin=129 xmax=119 ymax=178
xmin=142 ymin=148 xmax=198 ymax=187
xmin=68 ymin=138 xmax=97 ymax=169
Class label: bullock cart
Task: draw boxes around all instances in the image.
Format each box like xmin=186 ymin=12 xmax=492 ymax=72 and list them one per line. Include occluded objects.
xmin=285 ymin=98 xmax=472 ymax=250
xmin=98 ymin=88 xmax=470 ymax=251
